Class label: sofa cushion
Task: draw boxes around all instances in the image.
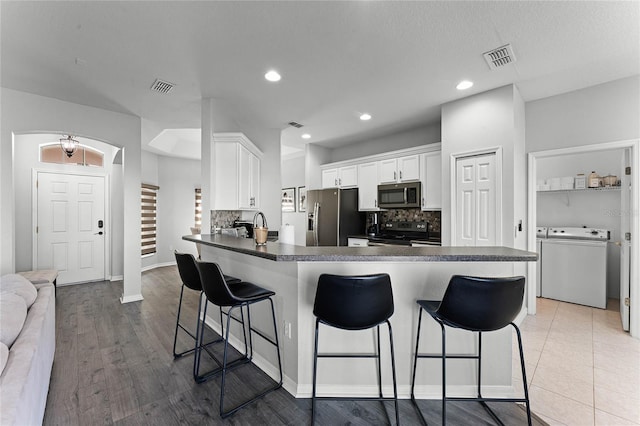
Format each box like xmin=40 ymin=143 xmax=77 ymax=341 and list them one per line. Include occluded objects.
xmin=0 ymin=292 xmax=27 ymax=348
xmin=0 ymin=274 xmax=37 ymax=307
xmin=0 ymin=342 xmax=7 ymax=376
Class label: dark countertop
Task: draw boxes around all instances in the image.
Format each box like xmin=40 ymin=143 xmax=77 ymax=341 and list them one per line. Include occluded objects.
xmin=184 ymin=234 xmax=537 ymax=262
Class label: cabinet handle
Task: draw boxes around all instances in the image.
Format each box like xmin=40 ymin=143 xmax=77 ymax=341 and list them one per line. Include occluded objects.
xmin=399 ymin=170 xmax=402 ymax=179
xmin=374 ymin=199 xmax=377 ymax=207
xmin=394 ymin=171 xmax=397 ymax=180
xmin=335 ymin=178 xmax=338 ymax=186
xmin=339 ymin=178 xmax=342 ymax=185
xmin=422 ymin=197 xmax=425 ymax=207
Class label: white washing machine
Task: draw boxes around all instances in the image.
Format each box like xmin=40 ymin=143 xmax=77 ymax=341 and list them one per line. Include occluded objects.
xmin=541 ymin=227 xmax=609 ymax=309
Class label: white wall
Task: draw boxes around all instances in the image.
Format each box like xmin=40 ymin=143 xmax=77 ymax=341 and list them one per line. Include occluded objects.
xmin=526 ymin=76 xmax=640 ymax=152
xmin=281 ymin=153 xmax=306 ymax=245
xmin=12 ymin=134 xmax=120 ymax=274
xmin=156 ymin=155 xmax=201 ymax=263
xmin=305 ymin=144 xmax=331 ymax=190
xmin=0 ymin=88 xmax=143 ymax=301
xmin=441 ymin=85 xmax=526 ymax=249
xmin=329 ymin=123 xmax=441 ymax=163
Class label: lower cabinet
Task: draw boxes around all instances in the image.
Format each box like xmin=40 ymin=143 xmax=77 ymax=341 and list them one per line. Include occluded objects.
xmin=347 ymin=238 xmax=369 ymax=247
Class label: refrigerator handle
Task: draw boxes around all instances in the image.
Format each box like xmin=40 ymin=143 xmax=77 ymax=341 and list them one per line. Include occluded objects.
xmin=313 ymin=202 xmax=320 ymax=246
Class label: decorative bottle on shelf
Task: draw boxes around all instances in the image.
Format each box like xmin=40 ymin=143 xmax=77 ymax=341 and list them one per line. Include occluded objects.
xmin=587 ymin=171 xmax=600 ymax=188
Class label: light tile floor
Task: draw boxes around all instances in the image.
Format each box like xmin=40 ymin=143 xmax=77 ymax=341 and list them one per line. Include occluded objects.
xmin=513 ymin=298 xmax=640 ymax=426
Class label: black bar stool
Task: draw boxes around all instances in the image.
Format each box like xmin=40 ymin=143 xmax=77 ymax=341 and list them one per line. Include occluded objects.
xmin=311 ymin=273 xmax=399 ymax=426
xmin=172 ymin=251 xmax=243 ymax=361
xmin=410 ymin=275 xmax=532 ymax=426
xmin=195 ymin=260 xmax=283 ymax=418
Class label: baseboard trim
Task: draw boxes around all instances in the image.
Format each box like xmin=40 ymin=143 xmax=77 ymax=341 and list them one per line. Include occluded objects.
xmin=141 ymin=261 xmax=176 ymax=273
xmin=110 ymin=275 xmax=124 ymax=281
xmin=120 ymin=293 xmax=144 ymax=304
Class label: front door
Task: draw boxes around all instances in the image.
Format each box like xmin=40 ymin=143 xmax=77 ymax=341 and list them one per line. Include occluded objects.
xmin=36 ymin=172 xmax=106 ymax=285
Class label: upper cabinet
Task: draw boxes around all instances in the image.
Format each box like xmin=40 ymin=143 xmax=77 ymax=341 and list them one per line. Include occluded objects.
xmin=420 ymin=152 xmax=442 ymax=210
xmin=378 ymin=155 xmax=420 ymax=184
xmin=318 ymin=143 xmax=441 ymax=211
xmin=321 ymin=165 xmax=357 ymax=189
xmin=357 ymin=162 xmax=380 ymax=211
xmin=213 ymin=133 xmax=262 ymax=211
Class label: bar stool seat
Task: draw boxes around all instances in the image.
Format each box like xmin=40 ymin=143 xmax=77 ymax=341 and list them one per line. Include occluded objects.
xmin=195 ymin=260 xmax=283 ymax=418
xmin=172 ymin=251 xmax=242 ymax=361
xmin=410 ymin=275 xmax=532 ymax=426
xmin=311 ymin=273 xmax=399 ymax=425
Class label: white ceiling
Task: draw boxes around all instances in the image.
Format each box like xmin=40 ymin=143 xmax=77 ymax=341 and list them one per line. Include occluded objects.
xmin=2 ymin=1 xmax=639 ymax=158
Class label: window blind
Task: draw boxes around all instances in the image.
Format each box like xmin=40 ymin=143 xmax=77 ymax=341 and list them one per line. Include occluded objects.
xmin=195 ymin=188 xmax=202 ymax=228
xmin=141 ymin=183 xmax=159 ymax=256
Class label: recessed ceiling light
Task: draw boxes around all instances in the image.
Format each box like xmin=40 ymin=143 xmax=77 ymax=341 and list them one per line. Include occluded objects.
xmin=360 ymin=113 xmax=372 ymax=121
xmin=301 ymin=133 xmax=311 ymax=139
xmin=456 ymin=80 xmax=474 ymax=90
xmin=265 ymin=70 xmax=281 ymax=82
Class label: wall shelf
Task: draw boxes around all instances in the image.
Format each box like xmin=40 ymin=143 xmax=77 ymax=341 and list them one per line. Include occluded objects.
xmin=537 ymin=186 xmax=621 ymax=194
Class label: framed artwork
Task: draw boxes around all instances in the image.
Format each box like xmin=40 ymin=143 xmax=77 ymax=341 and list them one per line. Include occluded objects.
xmin=281 ymin=187 xmax=295 ymax=212
xmin=298 ymin=186 xmax=307 ymax=212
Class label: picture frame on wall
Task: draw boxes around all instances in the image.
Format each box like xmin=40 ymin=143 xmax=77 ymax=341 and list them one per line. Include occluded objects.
xmin=298 ymin=186 xmax=307 ymax=212
xmin=281 ymin=187 xmax=295 ymax=212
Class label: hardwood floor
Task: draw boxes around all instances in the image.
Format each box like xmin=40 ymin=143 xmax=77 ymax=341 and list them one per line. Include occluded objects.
xmin=44 ymin=266 xmax=544 ymax=425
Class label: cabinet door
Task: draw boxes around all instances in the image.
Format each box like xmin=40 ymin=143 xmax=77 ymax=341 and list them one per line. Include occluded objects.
xmin=398 ymin=155 xmax=420 ymax=182
xmin=358 ymin=162 xmax=380 ymax=211
xmin=238 ymin=144 xmax=252 ymax=209
xmin=322 ymin=168 xmax=339 ymax=188
xmin=214 ymin=143 xmax=239 ymax=210
xmin=378 ymin=159 xmax=398 ymax=184
xmin=339 ymin=165 xmax=358 ymax=188
xmin=250 ymin=152 xmax=260 ymax=209
xmin=421 ymin=152 xmax=442 ymax=210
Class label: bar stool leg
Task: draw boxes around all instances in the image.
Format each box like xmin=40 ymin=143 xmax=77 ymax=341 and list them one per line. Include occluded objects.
xmin=193 ymin=293 xmax=209 ymax=382
xmin=376 ymin=325 xmax=383 ymax=399
xmin=311 ymin=318 xmax=320 ymax=425
xmin=513 ymin=324 xmax=533 ymax=426
xmin=386 ymin=319 xmax=400 ymax=426
xmin=440 ymin=322 xmax=446 ymax=426
xmin=410 ymin=308 xmax=426 ymax=423
xmin=219 ymin=304 xmax=236 ymax=417
xmin=172 ymin=284 xmax=186 ymax=357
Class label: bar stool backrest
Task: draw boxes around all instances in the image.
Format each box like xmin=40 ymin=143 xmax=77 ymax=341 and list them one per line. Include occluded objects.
xmin=314 ymin=273 xmax=394 ymax=330
xmin=436 ymin=275 xmax=525 ymax=332
xmin=196 ymin=261 xmax=239 ymax=307
xmin=174 ymin=251 xmax=202 ymax=291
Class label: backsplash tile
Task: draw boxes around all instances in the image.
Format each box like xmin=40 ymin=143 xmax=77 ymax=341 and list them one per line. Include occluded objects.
xmin=366 ymin=209 xmax=441 ymax=233
xmin=210 ymin=210 xmax=241 ymax=232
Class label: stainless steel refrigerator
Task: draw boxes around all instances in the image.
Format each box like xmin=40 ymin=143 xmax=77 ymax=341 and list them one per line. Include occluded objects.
xmin=306 ymin=188 xmax=365 ymax=246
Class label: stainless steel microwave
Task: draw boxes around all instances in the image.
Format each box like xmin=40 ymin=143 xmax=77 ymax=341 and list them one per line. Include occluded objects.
xmin=377 ymin=182 xmax=421 ymax=208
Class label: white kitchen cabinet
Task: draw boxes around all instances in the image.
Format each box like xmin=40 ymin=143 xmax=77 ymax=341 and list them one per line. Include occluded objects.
xmin=238 ymin=144 xmax=260 ymax=209
xmin=321 ymin=165 xmax=357 ymax=188
xmin=420 ymin=152 xmax=442 ymax=210
xmin=378 ymin=155 xmax=420 ymax=184
xmin=213 ymin=134 xmax=262 ymax=211
xmin=357 ymin=161 xmax=380 ymax=211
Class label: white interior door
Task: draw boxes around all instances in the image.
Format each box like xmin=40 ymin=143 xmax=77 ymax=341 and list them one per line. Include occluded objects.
xmin=456 ymin=153 xmax=496 ymax=246
xmin=620 ymin=149 xmax=631 ymax=330
xmin=37 ymin=172 xmax=106 ymax=285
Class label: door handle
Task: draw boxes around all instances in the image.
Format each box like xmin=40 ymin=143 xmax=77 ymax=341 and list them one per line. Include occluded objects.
xmin=94 ymin=231 xmax=103 ymax=235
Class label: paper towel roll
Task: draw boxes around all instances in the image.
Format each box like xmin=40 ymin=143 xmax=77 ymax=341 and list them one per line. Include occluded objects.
xmin=279 ymin=224 xmax=295 ymax=245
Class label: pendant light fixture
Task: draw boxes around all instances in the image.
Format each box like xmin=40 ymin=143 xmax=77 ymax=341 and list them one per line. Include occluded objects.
xmin=59 ymin=135 xmax=79 ymax=158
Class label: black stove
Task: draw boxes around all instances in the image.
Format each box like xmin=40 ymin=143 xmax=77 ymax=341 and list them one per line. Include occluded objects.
xmin=368 ymin=221 xmax=439 ymax=246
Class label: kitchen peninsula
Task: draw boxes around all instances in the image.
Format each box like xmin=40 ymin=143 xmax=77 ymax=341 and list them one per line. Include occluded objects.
xmin=183 ymin=234 xmax=536 ymax=399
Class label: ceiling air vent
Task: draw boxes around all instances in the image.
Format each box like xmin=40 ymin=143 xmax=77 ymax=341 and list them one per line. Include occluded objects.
xmin=483 ymin=44 xmax=516 ymax=70
xmin=150 ymin=79 xmax=175 ymax=94
xmin=288 ymin=121 xmax=304 ymax=128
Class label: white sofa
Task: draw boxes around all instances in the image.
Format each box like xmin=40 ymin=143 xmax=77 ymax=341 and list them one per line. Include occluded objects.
xmin=0 ymin=274 xmax=56 ymax=425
